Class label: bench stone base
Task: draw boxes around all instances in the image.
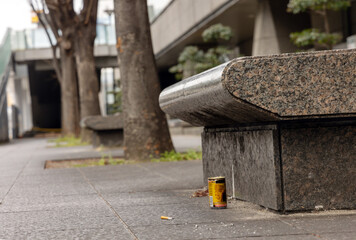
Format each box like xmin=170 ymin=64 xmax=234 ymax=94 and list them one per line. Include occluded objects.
xmin=92 ymin=130 xmax=123 ymax=148
xmin=80 ymin=115 xmax=124 ymax=148
xmin=202 ymin=120 xmax=356 ymax=211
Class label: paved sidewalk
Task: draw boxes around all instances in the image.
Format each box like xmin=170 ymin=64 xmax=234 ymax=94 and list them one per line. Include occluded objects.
xmin=0 ymin=137 xmax=355 ymax=239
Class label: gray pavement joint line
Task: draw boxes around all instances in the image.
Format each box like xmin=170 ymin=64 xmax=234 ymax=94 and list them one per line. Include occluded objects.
xmin=76 ymin=168 xmax=138 ymax=240
xmin=0 ymin=142 xmax=20 ymax=158
xmin=136 ymin=163 xmax=176 ymax=182
xmin=128 ymin=218 xmax=286 ymax=228
xmin=0 ymin=209 xmax=53 ymax=214
xmin=0 ymin=154 xmax=33 ymax=205
xmin=278 ymin=218 xmax=327 ymax=239
xmin=101 ymin=188 xmax=202 ymax=196
xmin=20 ymin=226 xmax=135 ymax=237
xmin=110 ymin=201 xmax=201 ymax=208
xmin=103 ymin=187 xmax=203 ymax=194
xmin=191 ymin=233 xmax=320 ymax=240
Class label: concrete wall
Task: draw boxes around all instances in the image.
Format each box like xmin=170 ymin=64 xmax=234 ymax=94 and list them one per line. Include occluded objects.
xmin=151 ymin=0 xmax=229 ymax=55
xmin=0 ymin=98 xmax=9 ymax=143
xmin=14 ymin=78 xmax=33 ymax=135
xmin=252 ymin=0 xmax=279 ymax=55
xmin=6 ymin=67 xmax=33 ymax=136
xmin=252 ymin=0 xmax=310 ymax=56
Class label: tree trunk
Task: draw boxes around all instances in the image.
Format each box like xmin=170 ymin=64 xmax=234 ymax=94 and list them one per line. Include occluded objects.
xmin=114 ymin=0 xmax=174 ymax=160
xmin=75 ymin=39 xmax=101 ymax=119
xmin=60 ymin=47 xmax=80 ymax=136
xmin=74 ymin=23 xmax=101 ymax=143
xmin=74 ymin=0 xmax=101 ymax=121
xmin=322 ymin=6 xmax=330 ymax=34
xmin=32 ymin=0 xmax=80 ymax=137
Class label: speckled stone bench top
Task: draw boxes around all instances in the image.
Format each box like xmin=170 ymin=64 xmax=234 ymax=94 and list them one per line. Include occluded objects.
xmin=159 ymin=49 xmax=356 ymax=126
xmin=80 ymin=115 xmax=123 ymax=131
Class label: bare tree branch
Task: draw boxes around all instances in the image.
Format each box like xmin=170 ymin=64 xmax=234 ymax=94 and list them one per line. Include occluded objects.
xmin=66 ymin=0 xmax=74 ymax=14
xmin=29 ymin=0 xmax=62 ymax=82
xmin=84 ymin=0 xmax=95 ymax=25
xmin=40 ymin=0 xmax=60 ymax=40
xmin=43 ymin=0 xmax=59 ymax=11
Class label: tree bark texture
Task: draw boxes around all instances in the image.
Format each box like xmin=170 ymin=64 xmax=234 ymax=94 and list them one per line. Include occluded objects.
xmin=75 ymin=37 xmax=101 ymax=119
xmin=43 ymin=0 xmax=101 ymax=138
xmin=37 ymin=0 xmax=81 ymax=136
xmin=74 ymin=0 xmax=101 ymax=119
xmin=114 ymin=0 xmax=174 ymax=160
xmin=60 ymin=47 xmax=80 ymax=136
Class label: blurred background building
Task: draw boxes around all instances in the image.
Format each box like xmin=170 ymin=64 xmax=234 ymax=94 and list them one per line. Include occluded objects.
xmin=1 ymin=0 xmax=355 ymax=141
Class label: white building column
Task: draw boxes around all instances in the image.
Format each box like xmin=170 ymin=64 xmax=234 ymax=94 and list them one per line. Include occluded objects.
xmin=252 ymin=0 xmax=280 ymax=56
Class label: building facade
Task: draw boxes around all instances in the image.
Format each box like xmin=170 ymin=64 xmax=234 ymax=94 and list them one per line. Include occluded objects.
xmin=3 ymin=0 xmax=356 ymax=137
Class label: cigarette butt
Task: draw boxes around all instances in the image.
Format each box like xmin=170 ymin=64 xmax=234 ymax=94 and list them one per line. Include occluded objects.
xmin=161 ymin=216 xmax=173 ymax=220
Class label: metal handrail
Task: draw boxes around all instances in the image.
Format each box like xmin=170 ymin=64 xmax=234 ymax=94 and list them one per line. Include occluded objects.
xmin=0 ymin=29 xmax=12 ymax=124
xmin=11 ymin=24 xmax=116 ymax=51
xmin=0 ymin=67 xmax=10 ymax=115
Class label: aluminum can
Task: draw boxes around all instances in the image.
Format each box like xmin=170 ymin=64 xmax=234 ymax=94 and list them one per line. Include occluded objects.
xmin=208 ymin=176 xmax=227 ymax=209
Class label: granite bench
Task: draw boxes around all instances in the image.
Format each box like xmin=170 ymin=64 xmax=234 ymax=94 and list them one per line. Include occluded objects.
xmin=80 ymin=115 xmax=123 ymax=148
xmin=159 ymin=49 xmax=356 ymax=212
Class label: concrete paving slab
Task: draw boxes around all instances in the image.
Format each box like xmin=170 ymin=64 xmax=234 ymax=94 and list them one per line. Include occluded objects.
xmin=103 ymin=189 xmax=200 ymax=207
xmin=0 ymin=208 xmax=123 ymax=232
xmin=236 ymin=235 xmax=318 ymax=240
xmin=131 ymin=219 xmax=308 ymax=240
xmin=81 ymin=161 xmax=204 ymax=194
xmin=89 ymin=178 xmax=190 ymax=195
xmin=282 ymin=215 xmax=356 ymax=234
xmin=0 ymin=137 xmax=355 ymax=239
xmin=0 ymin=186 xmax=10 ymax=201
xmin=0 ymin=210 xmax=133 ymax=240
xmin=14 ymin=169 xmax=84 ymax=186
xmin=0 ymin=193 xmax=99 ymax=213
xmin=78 ymin=164 xmax=149 ymax=181
xmin=79 ymin=159 xmax=203 ymax=181
xmin=4 ymin=227 xmax=135 ymax=240
xmin=0 ymin=176 xmax=17 ymax=186
xmin=112 ymin=201 xmax=243 ymax=227
xmin=318 ymin=232 xmax=356 ymax=240
xmin=5 ymin=180 xmax=96 ymax=199
xmin=136 ymin=160 xmax=204 ymax=182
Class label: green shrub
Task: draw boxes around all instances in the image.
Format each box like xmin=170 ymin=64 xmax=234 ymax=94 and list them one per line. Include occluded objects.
xmin=287 ymin=0 xmax=351 ymax=50
xmin=290 ymin=28 xmax=342 ymax=49
xmin=169 ymin=24 xmax=236 ymax=80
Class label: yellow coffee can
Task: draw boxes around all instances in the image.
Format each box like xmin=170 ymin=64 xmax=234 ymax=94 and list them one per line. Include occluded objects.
xmin=208 ymin=176 xmax=227 ymax=209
